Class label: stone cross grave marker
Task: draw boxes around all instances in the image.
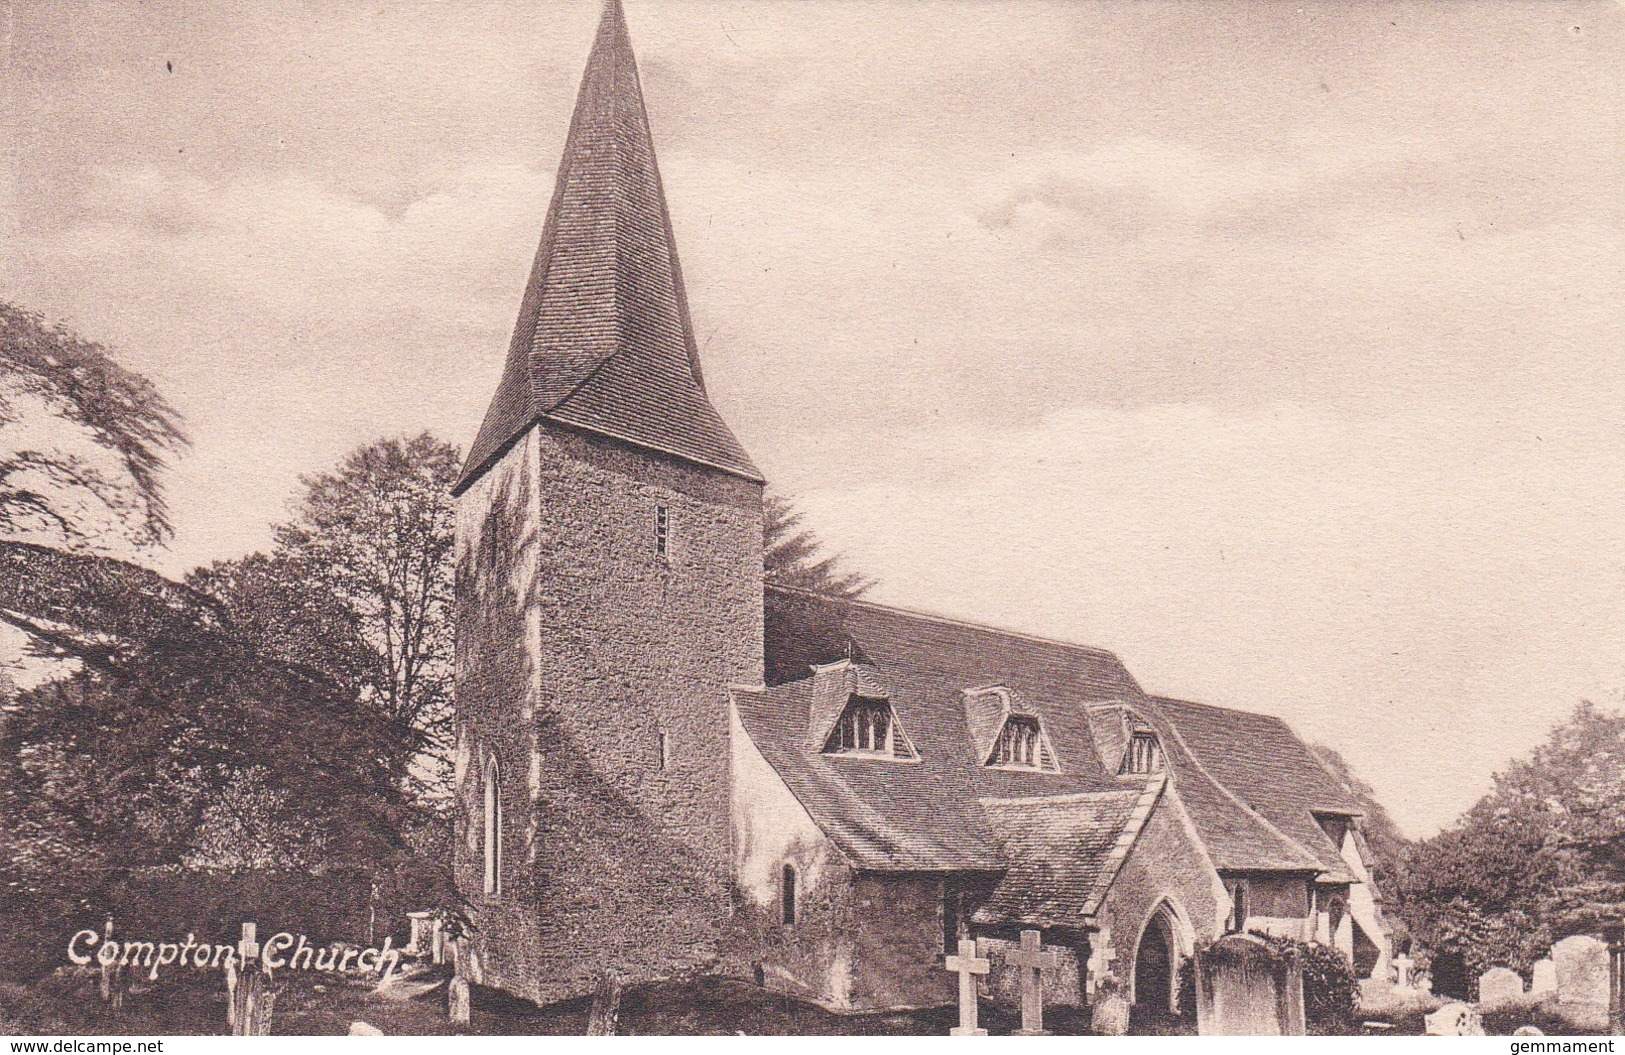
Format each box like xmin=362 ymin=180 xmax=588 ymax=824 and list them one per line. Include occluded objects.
xmin=1006 ymin=929 xmax=1059 ymax=1036
xmin=946 ymin=938 xmax=991 ymax=1036
xmin=1391 ymin=954 xmax=1414 ymax=990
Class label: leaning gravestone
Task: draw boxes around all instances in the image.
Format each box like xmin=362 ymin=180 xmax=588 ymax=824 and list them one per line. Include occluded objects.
xmin=1553 ymin=935 xmax=1610 ymax=1031
xmin=1478 ymin=967 xmax=1525 ymax=1007
xmin=1530 ymin=959 xmax=1558 ymax=996
xmin=1195 ymin=934 xmax=1306 ymax=1036
xmin=1424 ymin=1002 xmax=1485 ymax=1036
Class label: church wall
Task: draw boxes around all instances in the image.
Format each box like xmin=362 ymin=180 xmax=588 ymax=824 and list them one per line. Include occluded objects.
xmin=516 ymin=425 xmax=764 ymax=1004
xmin=979 ymin=932 xmax=1088 ymax=1009
xmin=1241 ymin=875 xmax=1315 ymax=942
xmin=453 ymin=431 xmax=545 ymax=997
xmin=1096 ymin=792 xmax=1226 ymax=1008
xmin=730 ymin=714 xmax=953 ymax=1010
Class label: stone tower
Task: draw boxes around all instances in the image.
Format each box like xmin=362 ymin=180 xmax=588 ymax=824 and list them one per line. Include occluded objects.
xmin=451 ymin=0 xmax=765 ymax=1004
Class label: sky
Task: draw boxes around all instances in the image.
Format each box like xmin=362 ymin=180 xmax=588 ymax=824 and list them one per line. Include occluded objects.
xmin=1 ymin=0 xmax=1620 ymax=837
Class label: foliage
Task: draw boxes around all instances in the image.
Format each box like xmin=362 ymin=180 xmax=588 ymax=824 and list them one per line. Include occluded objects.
xmin=1310 ymin=744 xmax=1411 ymax=894
xmin=0 ymin=304 xmax=188 ymax=549
xmin=763 ymin=492 xmax=874 ymax=598
xmin=1198 ymin=933 xmax=1358 ymax=1031
xmin=0 ymin=541 xmax=404 ymax=979
xmin=1398 ymin=701 xmax=1625 ymax=979
xmin=189 ymin=434 xmax=459 ymax=803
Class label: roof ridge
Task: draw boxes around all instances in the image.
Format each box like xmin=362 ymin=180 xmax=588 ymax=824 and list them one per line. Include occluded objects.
xmin=1150 ymin=693 xmax=1290 ymax=726
xmin=766 ymin=584 xmax=1132 ymax=665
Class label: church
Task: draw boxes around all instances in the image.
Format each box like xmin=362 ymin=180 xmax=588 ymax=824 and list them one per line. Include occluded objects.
xmin=450 ymin=0 xmax=1391 ymax=1018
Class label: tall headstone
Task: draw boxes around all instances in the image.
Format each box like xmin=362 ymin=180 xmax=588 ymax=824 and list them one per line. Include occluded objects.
xmin=1531 ymin=959 xmax=1558 ymax=996
xmin=1554 ymin=935 xmax=1610 ymax=1031
xmin=1478 ymin=967 xmax=1525 ymax=1007
xmin=1194 ymin=935 xmax=1306 ymax=1037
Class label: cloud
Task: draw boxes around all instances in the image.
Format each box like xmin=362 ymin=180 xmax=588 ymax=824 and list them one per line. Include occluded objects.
xmin=773 ymin=398 xmax=1625 ymax=836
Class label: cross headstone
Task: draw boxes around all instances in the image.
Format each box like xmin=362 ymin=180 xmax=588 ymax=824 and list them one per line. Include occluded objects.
xmin=1392 ymin=954 xmax=1414 ymax=990
xmin=1006 ymin=930 xmax=1059 ymax=1036
xmin=945 ymin=938 xmax=990 ymax=1036
xmin=230 ymin=922 xmax=274 ymax=1036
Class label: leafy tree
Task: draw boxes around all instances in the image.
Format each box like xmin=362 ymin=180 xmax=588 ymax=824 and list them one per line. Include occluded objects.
xmin=1398 ymin=701 xmax=1625 ymax=977
xmin=0 ymin=541 xmax=403 ymax=976
xmin=763 ymin=492 xmax=875 ymax=598
xmin=0 ymin=304 xmax=188 ymax=549
xmin=189 ymin=434 xmax=459 ymax=802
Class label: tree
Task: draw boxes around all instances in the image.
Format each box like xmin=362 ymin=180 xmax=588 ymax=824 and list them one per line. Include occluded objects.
xmin=190 ymin=434 xmax=459 ymax=802
xmin=0 ymin=540 xmax=403 ymax=976
xmin=0 ymin=304 xmax=188 ymax=550
xmin=1398 ymin=701 xmax=1625 ymax=977
xmin=763 ymin=492 xmax=875 ymax=598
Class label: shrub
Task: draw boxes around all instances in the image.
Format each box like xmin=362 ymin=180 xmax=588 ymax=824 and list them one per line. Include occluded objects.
xmin=1253 ymin=934 xmax=1359 ymax=1030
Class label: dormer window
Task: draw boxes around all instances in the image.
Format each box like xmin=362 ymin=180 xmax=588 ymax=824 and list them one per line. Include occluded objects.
xmin=824 ymin=697 xmax=917 ymax=759
xmin=1123 ymin=730 xmax=1163 ymax=775
xmin=995 ymin=716 xmax=1040 ymax=767
xmin=831 ymin=698 xmax=891 ymax=753
xmin=987 ymin=714 xmax=1057 ymax=771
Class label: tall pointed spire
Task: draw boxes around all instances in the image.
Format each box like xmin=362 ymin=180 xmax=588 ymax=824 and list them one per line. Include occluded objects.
xmin=456 ymin=0 xmax=761 ymax=492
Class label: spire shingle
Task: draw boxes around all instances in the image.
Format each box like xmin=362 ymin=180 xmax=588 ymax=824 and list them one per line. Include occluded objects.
xmin=456 ymin=0 xmax=762 ymax=493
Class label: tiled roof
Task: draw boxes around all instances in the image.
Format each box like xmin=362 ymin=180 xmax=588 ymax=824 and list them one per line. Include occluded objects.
xmin=1149 ymin=696 xmax=1358 ymax=881
xmin=733 ymin=679 xmax=1004 ymax=873
xmin=749 ymin=587 xmax=1368 ymax=891
xmin=975 ymin=781 xmax=1159 ymax=929
xmin=455 ymin=0 xmax=760 ymax=494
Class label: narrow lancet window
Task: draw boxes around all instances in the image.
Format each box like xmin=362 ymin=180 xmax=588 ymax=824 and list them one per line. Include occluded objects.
xmin=483 ymin=755 xmax=503 ymax=897
xmin=781 ymin=864 xmax=797 ymax=925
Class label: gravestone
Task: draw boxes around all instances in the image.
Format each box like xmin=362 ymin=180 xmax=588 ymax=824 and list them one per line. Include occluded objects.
xmin=1531 ymin=959 xmax=1558 ymax=996
xmin=1424 ymin=1002 xmax=1485 ymax=1036
xmin=945 ymin=939 xmax=991 ymax=1036
xmin=1006 ymin=930 xmax=1059 ymax=1036
xmin=1090 ymin=990 xmax=1131 ymax=1036
xmin=1391 ymin=954 xmax=1414 ymax=990
xmin=1194 ymin=934 xmax=1305 ymax=1036
xmin=1554 ymin=935 xmax=1610 ymax=1030
xmin=1478 ymin=967 xmax=1525 ymax=1006
xmin=349 ymin=1021 xmax=384 ymax=1036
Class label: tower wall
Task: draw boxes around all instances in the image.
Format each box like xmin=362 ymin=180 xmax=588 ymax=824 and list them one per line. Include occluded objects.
xmin=455 ymin=423 xmax=764 ymax=1005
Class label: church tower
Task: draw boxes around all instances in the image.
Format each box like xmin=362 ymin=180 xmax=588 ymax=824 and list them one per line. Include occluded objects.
xmin=452 ymin=0 xmax=765 ymax=1003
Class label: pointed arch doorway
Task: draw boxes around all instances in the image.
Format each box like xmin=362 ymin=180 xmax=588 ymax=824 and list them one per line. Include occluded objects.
xmin=1134 ymin=910 xmax=1176 ymax=1018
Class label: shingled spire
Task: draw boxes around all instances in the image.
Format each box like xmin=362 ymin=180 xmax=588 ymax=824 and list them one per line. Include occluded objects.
xmin=455 ymin=0 xmax=761 ymax=493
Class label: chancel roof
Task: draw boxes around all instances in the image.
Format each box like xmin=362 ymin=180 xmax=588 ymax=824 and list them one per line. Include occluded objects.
xmin=456 ymin=0 xmax=760 ymax=494
xmin=740 ymin=587 xmax=1370 ymax=916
